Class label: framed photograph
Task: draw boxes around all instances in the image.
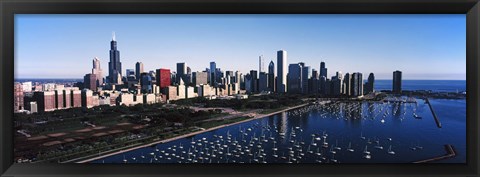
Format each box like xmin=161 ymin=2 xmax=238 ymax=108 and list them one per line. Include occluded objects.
xmin=1 ymin=0 xmax=479 ymax=176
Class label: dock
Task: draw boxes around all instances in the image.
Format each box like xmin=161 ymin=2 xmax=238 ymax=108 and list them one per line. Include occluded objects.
xmin=425 ymin=98 xmax=442 ymax=128
xmin=383 ymin=96 xmax=417 ymax=103
xmin=413 ymin=144 xmax=456 ymax=163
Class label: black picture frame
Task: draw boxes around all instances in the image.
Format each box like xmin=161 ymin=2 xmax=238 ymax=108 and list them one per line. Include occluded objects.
xmin=1 ymin=0 xmax=479 ymax=176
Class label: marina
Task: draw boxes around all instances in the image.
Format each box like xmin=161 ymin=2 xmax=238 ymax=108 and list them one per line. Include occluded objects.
xmin=413 ymin=144 xmax=456 ymax=163
xmin=425 ymin=98 xmax=442 ymax=128
xmin=90 ymin=98 xmax=466 ymax=164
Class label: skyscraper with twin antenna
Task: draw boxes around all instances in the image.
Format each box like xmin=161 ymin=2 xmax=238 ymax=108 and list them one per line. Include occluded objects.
xmin=108 ymin=32 xmax=122 ymax=84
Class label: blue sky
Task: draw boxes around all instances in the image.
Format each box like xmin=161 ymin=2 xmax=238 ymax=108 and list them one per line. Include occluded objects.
xmin=15 ymin=14 xmax=466 ymax=80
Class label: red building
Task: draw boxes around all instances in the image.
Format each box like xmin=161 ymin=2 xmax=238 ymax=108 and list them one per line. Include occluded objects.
xmin=156 ymin=68 xmax=171 ymax=88
xmin=71 ymin=90 xmax=82 ymax=108
xmin=33 ymin=91 xmax=56 ymax=112
xmin=62 ymin=89 xmax=71 ymax=108
xmin=54 ymin=90 xmax=64 ymax=109
xmin=14 ymin=83 xmax=24 ymax=112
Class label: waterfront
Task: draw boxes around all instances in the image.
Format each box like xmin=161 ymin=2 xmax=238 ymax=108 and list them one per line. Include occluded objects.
xmin=374 ymin=80 xmax=466 ymax=92
xmin=91 ymin=98 xmax=466 ymax=163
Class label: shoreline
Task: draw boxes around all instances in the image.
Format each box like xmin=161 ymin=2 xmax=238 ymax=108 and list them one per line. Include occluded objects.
xmin=76 ymin=103 xmax=310 ymax=163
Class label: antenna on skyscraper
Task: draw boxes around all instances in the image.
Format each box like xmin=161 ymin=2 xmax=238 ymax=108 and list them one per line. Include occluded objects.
xmin=112 ymin=31 xmax=116 ymax=41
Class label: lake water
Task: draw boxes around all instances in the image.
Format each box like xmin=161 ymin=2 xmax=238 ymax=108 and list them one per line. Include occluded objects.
xmin=374 ymin=80 xmax=466 ymax=92
xmin=92 ymin=98 xmax=466 ymax=164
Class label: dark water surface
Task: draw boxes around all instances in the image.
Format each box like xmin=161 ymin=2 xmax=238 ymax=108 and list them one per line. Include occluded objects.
xmin=92 ymin=98 xmax=466 ymax=164
xmin=374 ymin=80 xmax=466 ymax=92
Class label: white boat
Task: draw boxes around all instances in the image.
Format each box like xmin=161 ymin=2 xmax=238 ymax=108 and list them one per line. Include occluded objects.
xmin=363 ymin=145 xmax=370 ymax=155
xmin=387 ymin=145 xmax=395 ymax=155
xmin=347 ymin=142 xmax=354 ymax=152
xmin=363 ymin=154 xmax=371 ymax=159
xmin=334 ymin=140 xmax=342 ymax=150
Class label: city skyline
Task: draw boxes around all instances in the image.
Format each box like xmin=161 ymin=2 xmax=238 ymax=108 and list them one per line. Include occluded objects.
xmin=15 ymin=14 xmax=466 ymax=80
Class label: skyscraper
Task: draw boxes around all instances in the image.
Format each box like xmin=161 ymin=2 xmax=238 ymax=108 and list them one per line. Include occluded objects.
xmin=343 ymin=73 xmax=351 ymax=96
xmin=156 ymin=69 xmax=171 ymax=89
xmin=192 ymin=71 xmax=208 ymax=86
xmin=186 ymin=66 xmax=192 ymax=85
xmin=268 ymin=61 xmax=275 ymax=92
xmin=332 ymin=71 xmax=343 ymax=96
xmin=92 ymin=57 xmax=104 ymax=85
xmin=310 ymin=69 xmax=319 ymax=94
xmin=320 ymin=61 xmax=327 ymax=78
xmin=250 ymin=70 xmax=258 ymax=93
xmin=259 ymin=55 xmax=264 ymax=76
xmin=364 ymin=73 xmax=375 ymax=94
xmin=108 ymin=32 xmax=122 ymax=84
xmin=135 ymin=62 xmax=144 ymax=79
xmin=176 ymin=62 xmax=187 ymax=84
xmin=84 ymin=74 xmax=98 ymax=91
xmin=244 ymin=74 xmax=252 ymax=93
xmin=320 ymin=61 xmax=328 ymax=94
xmin=126 ymin=69 xmax=135 ymax=78
xmin=288 ymin=63 xmax=302 ymax=94
xmin=225 ymin=71 xmax=234 ymax=84
xmin=140 ymin=73 xmax=153 ymax=94
xmin=259 ymin=72 xmax=269 ymax=92
xmin=210 ymin=62 xmax=216 ymax=86
xmin=215 ymin=68 xmax=223 ymax=85
xmin=393 ymin=70 xmax=402 ymax=94
xmin=301 ymin=65 xmax=311 ymax=94
xmin=320 ymin=76 xmax=327 ymax=95
xmin=234 ymin=71 xmax=240 ymax=84
xmin=276 ymin=50 xmax=287 ymax=93
xmin=351 ymin=72 xmax=363 ymax=97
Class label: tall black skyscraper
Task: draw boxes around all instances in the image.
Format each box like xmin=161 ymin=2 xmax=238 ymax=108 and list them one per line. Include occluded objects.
xmin=319 ymin=61 xmax=327 ymax=94
xmin=364 ymin=73 xmax=375 ymax=94
xmin=108 ymin=32 xmax=122 ymax=84
xmin=135 ymin=62 xmax=143 ymax=80
xmin=320 ymin=61 xmax=327 ymax=78
xmin=393 ymin=70 xmax=402 ymax=94
xmin=176 ymin=63 xmax=187 ymax=84
xmin=351 ymin=72 xmax=363 ymax=97
xmin=250 ymin=70 xmax=258 ymax=93
xmin=210 ymin=62 xmax=216 ymax=87
xmin=268 ymin=61 xmax=275 ymax=92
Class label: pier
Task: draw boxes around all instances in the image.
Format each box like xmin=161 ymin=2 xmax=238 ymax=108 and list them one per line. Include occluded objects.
xmin=425 ymin=98 xmax=442 ymax=128
xmin=382 ymin=96 xmax=417 ymax=103
xmin=413 ymin=144 xmax=456 ymax=163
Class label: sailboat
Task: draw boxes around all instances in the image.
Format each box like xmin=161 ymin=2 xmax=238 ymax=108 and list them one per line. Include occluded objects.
xmin=360 ymin=131 xmax=366 ymax=140
xmin=363 ymin=145 xmax=370 ymax=155
xmin=374 ymin=139 xmax=384 ymax=150
xmin=329 ymin=145 xmax=336 ymax=154
xmin=334 ymin=140 xmax=342 ymax=150
xmin=322 ymin=136 xmax=329 ymax=148
xmin=315 ymin=147 xmax=322 ymax=156
xmin=330 ymin=153 xmax=338 ymax=163
xmin=123 ymin=155 xmax=128 ymax=163
xmin=387 ymin=145 xmax=395 ymax=155
xmin=347 ymin=142 xmax=354 ymax=152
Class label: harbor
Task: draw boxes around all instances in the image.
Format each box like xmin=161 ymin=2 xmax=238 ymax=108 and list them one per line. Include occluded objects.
xmin=425 ymin=98 xmax=442 ymax=128
xmin=90 ymin=98 xmax=466 ymax=164
xmin=413 ymin=144 xmax=456 ymax=163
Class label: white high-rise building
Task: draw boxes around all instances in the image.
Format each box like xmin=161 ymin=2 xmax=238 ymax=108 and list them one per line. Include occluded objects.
xmin=92 ymin=57 xmax=104 ymax=85
xmin=259 ymin=55 xmax=264 ymax=76
xmin=276 ymin=50 xmax=287 ymax=93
